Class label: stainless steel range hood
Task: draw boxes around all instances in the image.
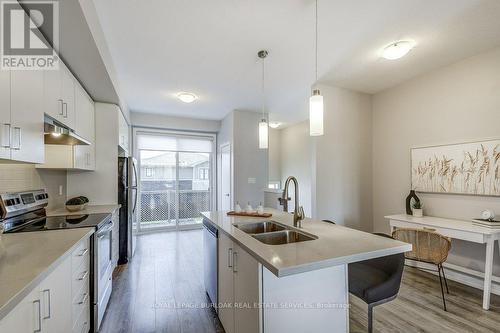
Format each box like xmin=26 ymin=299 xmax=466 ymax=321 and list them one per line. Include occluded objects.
xmin=44 ymin=115 xmax=90 ymax=145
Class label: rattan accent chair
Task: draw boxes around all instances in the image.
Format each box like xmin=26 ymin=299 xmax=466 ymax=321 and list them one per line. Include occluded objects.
xmin=392 ymin=227 xmax=452 ymax=310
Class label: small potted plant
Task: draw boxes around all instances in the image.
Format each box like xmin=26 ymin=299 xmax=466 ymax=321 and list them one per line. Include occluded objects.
xmin=412 ymin=201 xmax=423 ymax=217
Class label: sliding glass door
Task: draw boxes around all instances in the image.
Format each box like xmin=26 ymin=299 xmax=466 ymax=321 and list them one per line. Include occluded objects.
xmin=136 ymin=131 xmax=214 ymax=231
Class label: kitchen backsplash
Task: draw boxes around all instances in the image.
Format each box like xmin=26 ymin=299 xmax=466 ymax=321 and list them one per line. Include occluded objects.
xmin=0 ymin=164 xmax=67 ymax=210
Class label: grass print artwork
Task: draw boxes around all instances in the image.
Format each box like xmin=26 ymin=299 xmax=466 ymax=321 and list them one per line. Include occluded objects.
xmin=411 ymin=140 xmax=500 ymax=196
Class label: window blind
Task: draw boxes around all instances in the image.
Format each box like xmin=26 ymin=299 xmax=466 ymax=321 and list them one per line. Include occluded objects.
xmin=136 ymin=132 xmax=213 ymax=153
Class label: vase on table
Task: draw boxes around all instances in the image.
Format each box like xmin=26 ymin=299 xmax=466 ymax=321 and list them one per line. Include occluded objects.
xmin=405 ymin=190 xmax=420 ymax=215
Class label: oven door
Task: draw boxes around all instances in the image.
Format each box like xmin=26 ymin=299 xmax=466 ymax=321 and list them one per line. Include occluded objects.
xmin=95 ymin=220 xmax=114 ymax=330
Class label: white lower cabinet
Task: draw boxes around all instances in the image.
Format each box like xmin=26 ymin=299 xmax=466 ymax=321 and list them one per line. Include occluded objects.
xmin=218 ymin=233 xmax=261 ymax=333
xmin=0 ymin=236 xmax=91 ymax=333
xmin=0 ymin=285 xmax=41 ymax=332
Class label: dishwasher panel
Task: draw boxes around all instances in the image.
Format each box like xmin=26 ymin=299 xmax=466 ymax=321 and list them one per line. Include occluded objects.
xmin=203 ymin=218 xmax=218 ymax=306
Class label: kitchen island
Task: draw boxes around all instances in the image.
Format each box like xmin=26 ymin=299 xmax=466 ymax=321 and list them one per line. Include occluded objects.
xmin=202 ymin=209 xmax=411 ymax=333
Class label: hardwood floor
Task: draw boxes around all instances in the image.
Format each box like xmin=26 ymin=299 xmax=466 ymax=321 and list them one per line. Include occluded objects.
xmin=99 ymin=229 xmax=224 ymax=333
xmin=100 ymin=230 xmax=500 ymax=333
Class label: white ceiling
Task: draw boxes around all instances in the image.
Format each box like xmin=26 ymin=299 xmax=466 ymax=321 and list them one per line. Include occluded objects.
xmin=92 ymin=0 xmax=500 ymax=124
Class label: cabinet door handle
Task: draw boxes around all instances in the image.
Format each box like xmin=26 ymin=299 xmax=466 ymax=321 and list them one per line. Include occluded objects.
xmin=42 ymin=289 xmax=51 ymax=319
xmin=1 ymin=123 xmax=10 ymax=148
xmin=77 ymin=248 xmax=89 ymax=257
xmin=78 ymin=270 xmax=89 ymax=281
xmin=78 ymin=293 xmax=89 ymax=305
xmin=33 ymin=299 xmax=41 ymax=332
xmin=11 ymin=127 xmax=21 ymax=150
xmin=228 ymin=248 xmax=233 ymax=268
xmin=63 ymin=102 xmax=68 ymax=118
xmin=232 ymin=251 xmax=238 ymax=273
xmin=58 ymin=99 xmax=64 ymax=115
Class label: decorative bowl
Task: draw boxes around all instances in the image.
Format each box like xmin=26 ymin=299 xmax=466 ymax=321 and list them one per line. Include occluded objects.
xmin=65 ymin=203 xmax=86 ymax=212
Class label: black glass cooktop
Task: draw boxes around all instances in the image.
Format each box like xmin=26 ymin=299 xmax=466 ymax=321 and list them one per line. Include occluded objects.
xmin=2 ymin=210 xmax=111 ymax=233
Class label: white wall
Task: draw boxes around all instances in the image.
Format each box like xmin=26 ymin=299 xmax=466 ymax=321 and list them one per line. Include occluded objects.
xmin=216 ymin=110 xmax=268 ymax=209
xmin=67 ymin=103 xmax=119 ymax=204
xmin=268 ymin=128 xmax=281 ymax=185
xmin=131 ymin=112 xmax=220 ymax=133
xmin=314 ymin=84 xmax=372 ymax=230
xmin=216 ymin=112 xmax=233 ymax=210
xmin=372 ymin=47 xmax=500 ymax=276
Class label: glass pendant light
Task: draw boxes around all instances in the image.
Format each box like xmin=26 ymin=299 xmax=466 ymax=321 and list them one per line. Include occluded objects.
xmin=258 ymin=50 xmax=269 ymax=149
xmin=309 ymin=0 xmax=324 ymax=136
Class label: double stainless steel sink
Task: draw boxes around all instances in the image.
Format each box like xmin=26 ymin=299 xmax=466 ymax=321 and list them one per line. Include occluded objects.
xmin=234 ymin=221 xmax=317 ymax=245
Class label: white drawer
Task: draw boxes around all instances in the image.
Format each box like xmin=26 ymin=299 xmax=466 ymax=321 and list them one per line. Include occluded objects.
xmin=72 ymin=276 xmax=90 ymax=324
xmin=72 ymin=238 xmax=90 ymax=274
xmin=72 ymin=298 xmax=90 ymax=333
xmin=72 ymin=255 xmax=90 ymax=301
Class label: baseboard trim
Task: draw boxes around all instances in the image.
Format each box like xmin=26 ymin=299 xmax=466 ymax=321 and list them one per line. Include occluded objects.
xmin=406 ymin=259 xmax=500 ymax=296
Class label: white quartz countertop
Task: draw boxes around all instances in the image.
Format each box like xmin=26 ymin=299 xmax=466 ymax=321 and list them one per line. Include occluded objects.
xmin=202 ymin=209 xmax=412 ymax=277
xmin=0 ymin=228 xmax=94 ymax=320
xmin=46 ymin=204 xmax=121 ymax=217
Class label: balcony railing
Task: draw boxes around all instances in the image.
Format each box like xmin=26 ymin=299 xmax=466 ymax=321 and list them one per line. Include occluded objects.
xmin=139 ymin=189 xmax=210 ymax=227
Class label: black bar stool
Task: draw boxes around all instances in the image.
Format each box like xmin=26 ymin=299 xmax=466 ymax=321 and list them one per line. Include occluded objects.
xmin=348 ymin=233 xmax=405 ymax=333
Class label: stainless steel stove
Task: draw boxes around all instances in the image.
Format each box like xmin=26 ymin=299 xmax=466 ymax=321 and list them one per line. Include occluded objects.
xmin=0 ymin=189 xmax=114 ymax=333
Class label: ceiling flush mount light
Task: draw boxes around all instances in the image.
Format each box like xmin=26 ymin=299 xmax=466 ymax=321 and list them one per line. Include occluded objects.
xmin=382 ymin=41 xmax=415 ymax=60
xmin=258 ymin=50 xmax=269 ymax=149
xmin=269 ymin=122 xmax=281 ymax=129
xmin=177 ymin=92 xmax=197 ymax=103
xmin=309 ymin=0 xmax=324 ymax=136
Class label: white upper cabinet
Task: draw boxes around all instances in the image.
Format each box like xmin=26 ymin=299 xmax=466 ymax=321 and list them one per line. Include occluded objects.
xmin=74 ymin=83 xmax=94 ymax=142
xmin=61 ymin=64 xmax=76 ymax=130
xmin=37 ymin=82 xmax=96 ymax=171
xmin=118 ymin=110 xmax=129 ymax=154
xmin=43 ymin=64 xmax=63 ymax=122
xmin=74 ymin=82 xmax=95 ymax=170
xmin=0 ymin=68 xmax=11 ymax=160
xmin=43 ymin=62 xmax=75 ymax=130
xmin=10 ymin=69 xmax=44 ymax=164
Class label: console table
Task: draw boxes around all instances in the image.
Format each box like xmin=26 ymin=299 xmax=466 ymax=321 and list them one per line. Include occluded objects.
xmin=386 ymin=214 xmax=500 ymax=310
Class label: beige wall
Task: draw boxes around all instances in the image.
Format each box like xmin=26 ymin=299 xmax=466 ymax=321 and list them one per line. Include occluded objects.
xmin=279 ymin=84 xmax=372 ymax=226
xmin=314 ymin=85 xmax=372 ymax=230
xmin=0 ymin=164 xmax=67 ymax=210
xmin=372 ymin=47 xmax=500 ymax=275
xmin=280 ymin=121 xmax=313 ymax=216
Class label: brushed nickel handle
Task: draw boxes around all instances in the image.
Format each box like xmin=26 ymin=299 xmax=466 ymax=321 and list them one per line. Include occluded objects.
xmin=63 ymin=102 xmax=68 ymax=118
xmin=58 ymin=99 xmax=64 ymax=115
xmin=11 ymin=127 xmax=21 ymax=150
xmin=228 ymin=248 xmax=233 ymax=268
xmin=77 ymin=248 xmax=89 ymax=257
xmin=33 ymin=299 xmax=41 ymax=332
xmin=232 ymin=251 xmax=238 ymax=273
xmin=42 ymin=289 xmax=51 ymax=319
xmin=1 ymin=123 xmax=11 ymax=148
xmin=78 ymin=270 xmax=89 ymax=281
xmin=78 ymin=293 xmax=89 ymax=305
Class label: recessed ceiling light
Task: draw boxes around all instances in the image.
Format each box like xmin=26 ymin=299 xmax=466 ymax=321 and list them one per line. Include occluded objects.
xmin=269 ymin=122 xmax=281 ymax=129
xmin=177 ymin=92 xmax=197 ymax=103
xmin=381 ymin=41 xmax=415 ymax=60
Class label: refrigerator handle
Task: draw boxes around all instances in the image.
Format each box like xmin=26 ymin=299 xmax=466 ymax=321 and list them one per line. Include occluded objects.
xmin=132 ymin=188 xmax=138 ymax=214
xmin=132 ymin=159 xmax=138 ymax=188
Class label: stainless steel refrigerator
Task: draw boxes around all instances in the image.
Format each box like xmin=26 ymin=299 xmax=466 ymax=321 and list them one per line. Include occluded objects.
xmin=118 ymin=157 xmax=138 ymax=264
